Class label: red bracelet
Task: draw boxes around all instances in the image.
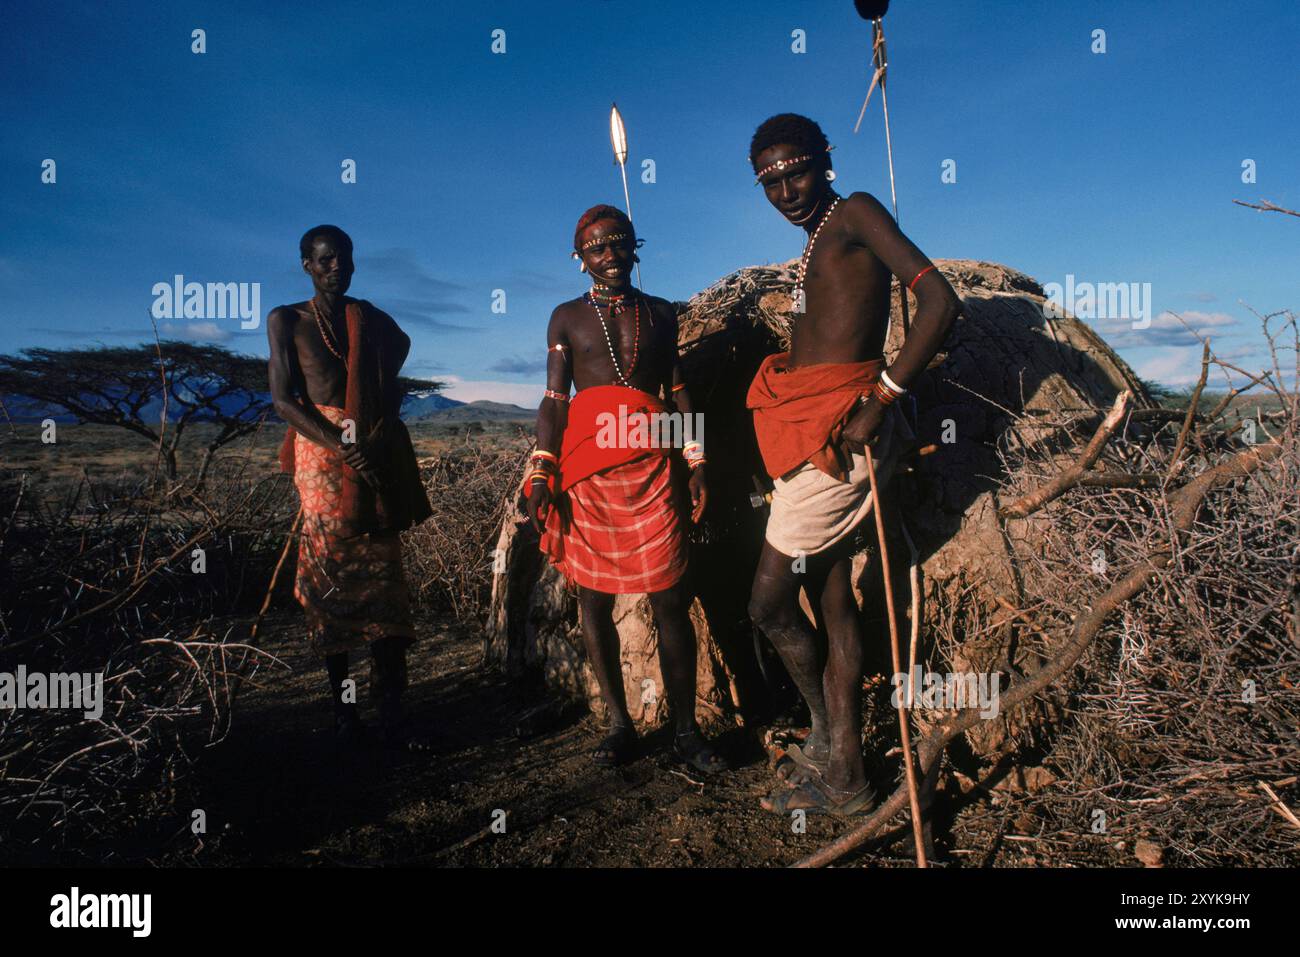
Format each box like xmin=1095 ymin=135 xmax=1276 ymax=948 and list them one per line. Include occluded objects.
xmin=908 ymin=264 xmax=936 ymax=292
xmin=872 ymin=380 xmax=901 ymax=406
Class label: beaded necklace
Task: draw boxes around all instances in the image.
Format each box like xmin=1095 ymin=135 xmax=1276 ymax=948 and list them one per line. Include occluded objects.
xmin=590 ymin=282 xmax=653 ymax=326
xmin=793 ymin=193 xmax=842 ymax=314
xmin=309 ymin=297 xmax=346 ymax=360
xmin=586 ymin=291 xmax=640 ymax=387
xmin=588 ymin=282 xmax=629 ymax=315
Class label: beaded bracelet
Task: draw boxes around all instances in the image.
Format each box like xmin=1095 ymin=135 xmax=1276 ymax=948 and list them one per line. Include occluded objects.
xmin=544 ymin=390 xmax=569 ymax=402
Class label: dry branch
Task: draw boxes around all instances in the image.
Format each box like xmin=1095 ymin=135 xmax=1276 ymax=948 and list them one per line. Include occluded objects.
xmin=1233 ymin=199 xmax=1300 ymax=219
xmin=998 ymin=390 xmax=1132 ymax=519
xmin=796 ymin=438 xmax=1284 ymax=868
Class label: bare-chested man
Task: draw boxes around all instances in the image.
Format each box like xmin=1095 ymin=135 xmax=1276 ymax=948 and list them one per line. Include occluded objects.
xmin=267 ymin=224 xmax=433 ymax=752
xmin=526 ymin=205 xmax=726 ymax=774
xmin=744 ymin=115 xmax=960 ymax=814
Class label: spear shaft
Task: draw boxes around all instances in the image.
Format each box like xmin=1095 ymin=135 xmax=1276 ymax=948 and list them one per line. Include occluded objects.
xmin=617 ymin=158 xmax=643 ymax=291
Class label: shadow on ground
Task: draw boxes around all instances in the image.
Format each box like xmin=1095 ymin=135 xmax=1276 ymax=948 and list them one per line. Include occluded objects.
xmin=171 ymin=613 xmax=928 ymax=868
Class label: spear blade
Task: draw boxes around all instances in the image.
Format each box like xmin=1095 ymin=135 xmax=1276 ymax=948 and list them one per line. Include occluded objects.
xmin=609 ymin=102 xmax=629 ymax=166
xmin=608 ymin=102 xmax=643 ymax=291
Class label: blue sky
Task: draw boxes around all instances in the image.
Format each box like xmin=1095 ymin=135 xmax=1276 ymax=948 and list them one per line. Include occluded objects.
xmin=3 ymin=0 xmax=1297 ymax=405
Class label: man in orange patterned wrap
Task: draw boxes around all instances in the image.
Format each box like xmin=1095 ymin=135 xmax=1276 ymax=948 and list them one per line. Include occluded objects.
xmin=526 ymin=205 xmax=726 ymax=774
xmin=267 ymin=225 xmax=433 ymax=752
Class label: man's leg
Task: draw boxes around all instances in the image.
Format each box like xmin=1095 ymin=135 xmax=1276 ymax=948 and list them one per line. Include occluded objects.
xmin=578 ymin=586 xmax=636 ymax=764
xmin=815 ymin=555 xmax=869 ymax=795
xmin=371 ymin=636 xmax=433 ymax=752
xmin=649 ymin=582 xmax=727 ymax=772
xmin=325 ymin=651 xmax=363 ymax=738
xmin=748 ymin=541 xmax=830 ymax=764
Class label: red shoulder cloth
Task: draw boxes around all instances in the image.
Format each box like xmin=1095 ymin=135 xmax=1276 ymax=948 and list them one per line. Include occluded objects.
xmin=278 ymin=299 xmax=431 ymax=533
xmin=558 ymin=385 xmax=671 ymax=491
xmin=746 ymin=351 xmax=884 ymax=480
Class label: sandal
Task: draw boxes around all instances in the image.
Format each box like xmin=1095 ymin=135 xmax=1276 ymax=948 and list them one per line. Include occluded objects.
xmin=379 ymin=699 xmax=434 ymax=754
xmin=761 ymin=775 xmax=876 ymax=817
xmin=381 ymin=721 xmax=435 ymax=754
xmin=674 ymin=728 xmax=728 ymax=775
xmin=592 ymin=725 xmax=637 ymax=767
xmin=333 ymin=706 xmax=369 ymax=747
xmin=776 ymin=741 xmax=829 ymax=781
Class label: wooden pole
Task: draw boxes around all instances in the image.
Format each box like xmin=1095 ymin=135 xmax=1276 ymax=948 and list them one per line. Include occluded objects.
xmin=864 ymin=448 xmax=927 ymax=867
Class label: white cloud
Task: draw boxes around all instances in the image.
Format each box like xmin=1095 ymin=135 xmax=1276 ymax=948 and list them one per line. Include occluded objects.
xmin=439 ymin=375 xmax=541 ymax=408
xmin=1130 ymin=339 xmax=1272 ymax=388
xmin=1132 ymin=348 xmax=1204 ymax=387
xmin=160 ymin=321 xmax=231 ymax=343
xmin=1096 ymin=310 xmax=1237 ymax=348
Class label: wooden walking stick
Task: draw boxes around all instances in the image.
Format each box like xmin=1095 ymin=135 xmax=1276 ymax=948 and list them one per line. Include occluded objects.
xmin=863 ymin=445 xmax=927 ymax=867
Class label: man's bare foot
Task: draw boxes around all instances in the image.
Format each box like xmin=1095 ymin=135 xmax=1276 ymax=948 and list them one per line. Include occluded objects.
xmin=592 ymin=724 xmax=637 ymax=767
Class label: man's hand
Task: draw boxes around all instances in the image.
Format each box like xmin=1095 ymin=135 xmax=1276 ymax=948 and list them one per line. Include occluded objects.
xmin=527 ymin=481 xmax=552 ymax=535
xmin=688 ymin=468 xmax=708 ymax=524
xmin=839 ymin=396 xmax=887 ymax=462
xmin=341 ymin=420 xmax=385 ymax=491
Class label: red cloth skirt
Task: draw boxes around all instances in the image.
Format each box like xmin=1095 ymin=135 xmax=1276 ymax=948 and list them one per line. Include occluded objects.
xmin=293 ymin=405 xmax=415 ymax=656
xmin=540 ymin=452 xmax=687 ymax=595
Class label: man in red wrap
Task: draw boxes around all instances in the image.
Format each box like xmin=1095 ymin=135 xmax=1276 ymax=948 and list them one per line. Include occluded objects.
xmin=267 ymin=225 xmax=433 ymax=752
xmin=525 ymin=206 xmax=726 ymax=774
xmin=744 ymin=115 xmax=961 ymax=815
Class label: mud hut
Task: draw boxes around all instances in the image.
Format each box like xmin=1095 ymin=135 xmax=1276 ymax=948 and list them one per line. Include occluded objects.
xmin=485 ymin=259 xmax=1152 ymax=756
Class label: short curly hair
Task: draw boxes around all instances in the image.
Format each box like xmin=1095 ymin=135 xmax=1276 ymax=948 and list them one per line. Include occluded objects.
xmin=573 ymin=204 xmax=635 ymax=251
xmin=299 ymin=224 xmax=353 ymax=261
xmin=749 ymin=114 xmax=830 ymax=168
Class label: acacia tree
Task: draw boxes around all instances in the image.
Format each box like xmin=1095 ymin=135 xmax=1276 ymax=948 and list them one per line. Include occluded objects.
xmin=0 ymin=342 xmax=440 ymax=485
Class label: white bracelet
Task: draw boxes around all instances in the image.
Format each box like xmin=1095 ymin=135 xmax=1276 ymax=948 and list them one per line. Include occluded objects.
xmin=880 ymin=369 xmax=906 ymax=396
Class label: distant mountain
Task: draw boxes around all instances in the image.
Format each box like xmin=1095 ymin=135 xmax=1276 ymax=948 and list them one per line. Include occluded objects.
xmin=1 ymin=386 xmax=466 ymax=423
xmin=0 ymin=394 xmax=80 ymax=424
xmin=411 ymin=400 xmax=536 ymax=423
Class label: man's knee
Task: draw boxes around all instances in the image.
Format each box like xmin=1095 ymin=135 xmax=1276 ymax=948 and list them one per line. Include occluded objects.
xmin=648 ymin=585 xmax=686 ymax=618
xmin=579 ymin=588 xmax=615 ymax=616
xmin=748 ymin=590 xmax=792 ymax=635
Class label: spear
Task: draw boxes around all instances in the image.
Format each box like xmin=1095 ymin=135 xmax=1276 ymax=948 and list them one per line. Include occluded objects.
xmin=609 ymin=102 xmax=644 ymax=291
xmin=852 ymin=0 xmax=928 ymax=870
xmin=853 ymin=1 xmax=909 ymax=336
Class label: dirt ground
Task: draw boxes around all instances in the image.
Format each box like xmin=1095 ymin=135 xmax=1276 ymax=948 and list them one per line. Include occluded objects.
xmin=145 ymin=609 xmax=964 ymax=869
xmin=3 ymin=421 xmax=1200 ymax=868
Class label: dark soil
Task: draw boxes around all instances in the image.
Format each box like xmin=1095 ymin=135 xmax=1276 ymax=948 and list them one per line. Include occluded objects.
xmin=161 ymin=613 xmax=936 ymax=868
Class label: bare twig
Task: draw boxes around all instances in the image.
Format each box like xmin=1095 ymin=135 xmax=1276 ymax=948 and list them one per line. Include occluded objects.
xmin=1233 ymin=199 xmax=1300 ymax=219
xmin=999 ymin=390 xmax=1132 ymax=518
